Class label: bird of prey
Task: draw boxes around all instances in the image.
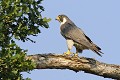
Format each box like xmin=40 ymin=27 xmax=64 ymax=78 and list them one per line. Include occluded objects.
xmin=56 ymin=14 xmax=103 ymax=57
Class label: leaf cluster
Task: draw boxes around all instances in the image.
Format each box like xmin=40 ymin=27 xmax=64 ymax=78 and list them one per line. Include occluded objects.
xmin=0 ymin=0 xmax=51 ymax=80
xmin=0 ymin=0 xmax=51 ymax=43
xmin=0 ymin=41 xmax=35 ymax=80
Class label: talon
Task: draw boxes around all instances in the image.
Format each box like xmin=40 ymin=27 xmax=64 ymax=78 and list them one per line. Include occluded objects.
xmin=73 ymin=53 xmax=79 ymax=57
xmin=63 ymin=50 xmax=72 ymax=56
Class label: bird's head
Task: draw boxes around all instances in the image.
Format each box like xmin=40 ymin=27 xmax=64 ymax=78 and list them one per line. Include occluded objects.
xmin=56 ymin=14 xmax=70 ymax=24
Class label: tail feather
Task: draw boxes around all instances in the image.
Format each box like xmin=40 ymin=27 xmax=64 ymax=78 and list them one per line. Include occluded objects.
xmin=92 ymin=50 xmax=103 ymax=57
xmin=91 ymin=44 xmax=104 ymax=57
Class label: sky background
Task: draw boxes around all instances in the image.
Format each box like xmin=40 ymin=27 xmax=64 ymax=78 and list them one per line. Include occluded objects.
xmin=18 ymin=0 xmax=120 ymax=80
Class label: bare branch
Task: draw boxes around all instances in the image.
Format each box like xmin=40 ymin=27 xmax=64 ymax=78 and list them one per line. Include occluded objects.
xmin=26 ymin=53 xmax=120 ymax=79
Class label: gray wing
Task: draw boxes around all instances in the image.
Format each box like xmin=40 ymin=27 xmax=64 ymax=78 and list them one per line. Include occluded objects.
xmin=61 ymin=23 xmax=92 ymax=48
xmin=61 ymin=22 xmax=103 ymax=56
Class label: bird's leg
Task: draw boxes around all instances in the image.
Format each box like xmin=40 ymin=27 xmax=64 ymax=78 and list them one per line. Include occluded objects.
xmin=73 ymin=50 xmax=79 ymax=57
xmin=73 ymin=48 xmax=82 ymax=57
xmin=63 ymin=39 xmax=74 ymax=56
xmin=74 ymin=52 xmax=78 ymax=57
xmin=63 ymin=49 xmax=72 ymax=56
xmin=66 ymin=49 xmax=71 ymax=55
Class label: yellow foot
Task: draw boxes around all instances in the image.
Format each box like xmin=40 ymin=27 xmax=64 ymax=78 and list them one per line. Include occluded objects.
xmin=73 ymin=53 xmax=79 ymax=57
xmin=63 ymin=50 xmax=72 ymax=56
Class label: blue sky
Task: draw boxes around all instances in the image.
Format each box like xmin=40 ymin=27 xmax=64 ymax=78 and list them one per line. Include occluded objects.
xmin=19 ymin=0 xmax=120 ymax=80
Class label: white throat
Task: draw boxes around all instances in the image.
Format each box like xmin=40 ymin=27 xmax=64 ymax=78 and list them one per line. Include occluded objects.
xmin=60 ymin=18 xmax=67 ymax=26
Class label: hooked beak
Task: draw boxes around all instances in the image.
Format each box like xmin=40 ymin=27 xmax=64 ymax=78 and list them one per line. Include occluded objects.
xmin=55 ymin=16 xmax=59 ymax=21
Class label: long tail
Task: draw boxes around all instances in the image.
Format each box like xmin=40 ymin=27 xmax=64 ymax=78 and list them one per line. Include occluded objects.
xmin=91 ymin=43 xmax=104 ymax=57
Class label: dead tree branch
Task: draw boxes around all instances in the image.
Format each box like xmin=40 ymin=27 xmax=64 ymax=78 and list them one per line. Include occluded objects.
xmin=26 ymin=53 xmax=120 ymax=79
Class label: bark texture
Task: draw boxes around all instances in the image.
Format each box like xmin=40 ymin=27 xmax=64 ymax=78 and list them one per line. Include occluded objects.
xmin=26 ymin=53 xmax=120 ymax=79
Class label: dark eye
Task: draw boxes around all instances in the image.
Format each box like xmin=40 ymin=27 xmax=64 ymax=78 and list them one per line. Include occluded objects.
xmin=58 ymin=15 xmax=63 ymax=22
xmin=58 ymin=15 xmax=61 ymax=18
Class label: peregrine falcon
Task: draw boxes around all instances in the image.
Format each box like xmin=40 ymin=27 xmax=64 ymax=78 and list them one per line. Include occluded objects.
xmin=56 ymin=14 xmax=103 ymax=56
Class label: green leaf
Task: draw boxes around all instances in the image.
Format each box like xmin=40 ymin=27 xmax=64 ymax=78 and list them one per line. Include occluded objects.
xmin=43 ymin=17 xmax=51 ymax=22
xmin=17 ymin=12 xmax=22 ymax=17
xmin=0 ymin=0 xmax=50 ymax=79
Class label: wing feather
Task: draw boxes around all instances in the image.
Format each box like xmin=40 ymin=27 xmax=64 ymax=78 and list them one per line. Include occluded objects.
xmin=61 ymin=23 xmax=92 ymax=48
xmin=60 ymin=22 xmax=103 ymax=56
